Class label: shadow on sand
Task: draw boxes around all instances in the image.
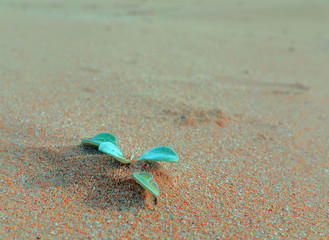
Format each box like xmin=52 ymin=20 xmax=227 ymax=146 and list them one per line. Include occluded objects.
xmin=14 ymin=145 xmax=150 ymax=210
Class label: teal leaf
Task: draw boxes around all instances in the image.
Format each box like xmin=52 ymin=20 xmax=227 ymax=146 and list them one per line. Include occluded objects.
xmin=133 ymin=172 xmax=159 ymax=197
xmin=137 ymin=146 xmax=179 ymax=162
xmin=98 ymin=142 xmax=131 ymax=164
xmin=81 ymin=133 xmax=117 ymax=147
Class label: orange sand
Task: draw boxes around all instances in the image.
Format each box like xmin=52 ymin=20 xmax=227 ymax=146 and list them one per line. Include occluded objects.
xmin=1 ymin=0 xmax=328 ymax=239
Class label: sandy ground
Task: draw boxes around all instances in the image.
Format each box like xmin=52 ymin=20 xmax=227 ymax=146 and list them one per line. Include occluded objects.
xmin=1 ymin=0 xmax=329 ymax=239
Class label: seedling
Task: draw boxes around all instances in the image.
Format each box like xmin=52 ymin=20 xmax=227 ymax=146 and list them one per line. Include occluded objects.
xmin=81 ymin=133 xmax=179 ymax=197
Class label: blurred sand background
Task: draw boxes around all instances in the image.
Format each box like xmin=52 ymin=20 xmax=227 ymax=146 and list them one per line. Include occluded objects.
xmin=0 ymin=0 xmax=329 ymax=238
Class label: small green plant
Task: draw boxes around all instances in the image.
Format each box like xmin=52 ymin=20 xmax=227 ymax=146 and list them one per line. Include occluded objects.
xmin=81 ymin=133 xmax=179 ymax=197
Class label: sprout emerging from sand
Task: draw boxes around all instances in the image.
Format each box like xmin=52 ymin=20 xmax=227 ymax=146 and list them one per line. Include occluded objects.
xmin=81 ymin=133 xmax=179 ymax=197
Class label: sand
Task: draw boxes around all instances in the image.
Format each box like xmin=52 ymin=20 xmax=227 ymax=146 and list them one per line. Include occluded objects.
xmin=1 ymin=0 xmax=328 ymax=238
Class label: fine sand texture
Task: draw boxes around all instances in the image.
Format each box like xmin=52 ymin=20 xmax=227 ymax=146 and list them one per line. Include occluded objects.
xmin=1 ymin=0 xmax=329 ymax=239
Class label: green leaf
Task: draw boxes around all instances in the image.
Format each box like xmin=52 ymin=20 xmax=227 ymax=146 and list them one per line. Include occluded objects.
xmin=133 ymin=172 xmax=159 ymax=197
xmin=98 ymin=142 xmax=131 ymax=164
xmin=81 ymin=133 xmax=117 ymax=147
xmin=137 ymin=146 xmax=179 ymax=162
